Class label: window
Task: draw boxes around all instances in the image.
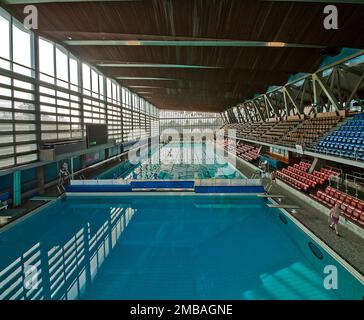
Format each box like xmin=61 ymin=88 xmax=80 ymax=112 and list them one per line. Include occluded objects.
xmin=69 ymin=57 xmax=79 ymax=92
xmin=82 ymin=65 xmax=106 ymax=125
xmin=106 ymin=81 xmax=122 ymax=143
xmin=12 ymin=21 xmax=33 ymax=76
xmin=56 ymin=47 xmax=69 ymax=88
xmin=0 ymin=13 xmax=38 ymax=169
xmin=91 ymin=69 xmax=98 ymax=98
xmin=0 ymin=9 xmax=10 ymax=70
xmin=39 ymin=38 xmax=54 ymax=83
xmin=82 ymin=63 xmax=91 ymax=95
xmin=0 ymin=7 xmax=159 ymax=169
xmin=39 ymin=39 xmax=82 ymax=141
xmin=159 ymin=111 xmax=222 ymax=133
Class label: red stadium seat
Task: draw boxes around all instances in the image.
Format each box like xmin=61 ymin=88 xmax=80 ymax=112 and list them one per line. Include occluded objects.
xmin=352 ymin=209 xmax=361 ymax=221
xmin=358 ymin=214 xmax=364 ymax=226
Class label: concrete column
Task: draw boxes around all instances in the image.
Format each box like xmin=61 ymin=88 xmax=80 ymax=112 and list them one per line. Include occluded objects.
xmin=13 ymin=170 xmax=21 ymax=207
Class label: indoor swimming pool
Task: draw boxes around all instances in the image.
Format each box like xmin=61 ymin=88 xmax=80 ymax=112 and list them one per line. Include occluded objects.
xmin=0 ymin=194 xmax=363 ymax=300
xmin=99 ymin=142 xmax=244 ymax=180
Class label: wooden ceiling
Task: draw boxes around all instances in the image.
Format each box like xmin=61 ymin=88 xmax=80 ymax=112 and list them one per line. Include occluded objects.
xmin=3 ymin=0 xmax=364 ymax=112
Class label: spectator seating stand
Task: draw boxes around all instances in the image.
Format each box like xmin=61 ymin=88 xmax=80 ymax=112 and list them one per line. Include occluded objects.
xmin=310 ymin=186 xmax=364 ymax=227
xmin=275 ymin=162 xmax=340 ymax=192
xmin=311 ymin=113 xmax=364 ymax=161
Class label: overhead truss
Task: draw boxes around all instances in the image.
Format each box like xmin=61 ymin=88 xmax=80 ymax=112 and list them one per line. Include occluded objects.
xmin=223 ymin=50 xmax=364 ymax=124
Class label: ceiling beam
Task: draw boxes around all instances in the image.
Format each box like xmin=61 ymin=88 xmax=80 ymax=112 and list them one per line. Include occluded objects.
xmin=64 ymin=39 xmax=325 ymax=49
xmin=97 ymin=63 xmax=222 ymax=69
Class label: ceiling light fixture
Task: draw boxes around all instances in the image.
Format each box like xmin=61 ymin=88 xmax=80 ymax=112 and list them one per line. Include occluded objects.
xmin=129 ymin=86 xmax=162 ymax=89
xmin=266 ymin=42 xmax=286 ymax=47
xmin=64 ymin=39 xmax=324 ymax=49
xmin=125 ymin=40 xmax=141 ymax=46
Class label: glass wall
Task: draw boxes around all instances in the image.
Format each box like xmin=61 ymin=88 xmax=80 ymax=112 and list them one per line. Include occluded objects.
xmin=159 ymin=110 xmax=223 ymax=133
xmin=0 ymin=7 xmax=159 ymax=170
xmin=39 ymin=38 xmax=82 ymax=141
xmin=0 ymin=9 xmax=37 ymax=168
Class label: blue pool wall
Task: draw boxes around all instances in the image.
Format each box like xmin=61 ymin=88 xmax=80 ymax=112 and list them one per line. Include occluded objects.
xmin=130 ymin=180 xmax=195 ymax=189
xmin=195 ymin=185 xmax=265 ymax=193
xmin=65 ymin=181 xmax=265 ymax=193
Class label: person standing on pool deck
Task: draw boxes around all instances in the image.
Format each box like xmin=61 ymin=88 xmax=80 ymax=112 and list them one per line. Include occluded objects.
xmin=329 ymin=203 xmax=343 ymax=236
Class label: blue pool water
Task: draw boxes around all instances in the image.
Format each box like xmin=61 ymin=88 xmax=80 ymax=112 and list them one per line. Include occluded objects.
xmin=0 ymin=195 xmax=362 ymax=300
xmin=99 ymin=142 xmax=244 ymax=180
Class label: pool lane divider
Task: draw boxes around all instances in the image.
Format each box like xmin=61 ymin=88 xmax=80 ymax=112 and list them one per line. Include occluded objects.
xmin=66 ymin=178 xmax=265 ymax=193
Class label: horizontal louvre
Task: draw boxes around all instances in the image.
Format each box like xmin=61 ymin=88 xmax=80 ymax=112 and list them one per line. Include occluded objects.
xmin=0 ymin=7 xmax=159 ymax=170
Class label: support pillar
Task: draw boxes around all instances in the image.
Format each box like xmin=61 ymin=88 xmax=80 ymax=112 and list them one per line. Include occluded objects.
xmin=13 ymin=170 xmax=21 ymax=207
xmin=70 ymin=157 xmax=74 ymax=180
xmin=309 ymin=157 xmax=319 ymax=174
